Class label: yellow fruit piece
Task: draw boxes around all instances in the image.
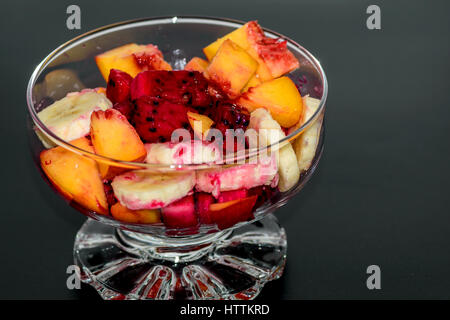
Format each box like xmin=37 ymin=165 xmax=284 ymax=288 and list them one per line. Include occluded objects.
xmin=187 ymin=112 xmax=214 ymax=138
xmin=203 ymin=21 xmax=299 ymax=80
xmin=237 ymin=77 xmax=303 ymax=128
xmin=40 ymin=137 xmax=108 ymax=215
xmin=95 ymin=43 xmax=172 ymax=81
xmin=90 ymin=109 xmax=147 ymax=179
xmin=205 ymin=39 xmax=258 ymax=98
xmin=111 ymin=202 xmax=161 ymax=224
xmin=184 ymin=57 xmax=209 ymax=73
xmin=242 ymin=74 xmax=262 ymax=93
xmin=203 ymin=26 xmax=249 ymax=61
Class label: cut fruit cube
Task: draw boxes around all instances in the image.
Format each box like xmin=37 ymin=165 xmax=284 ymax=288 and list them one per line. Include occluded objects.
xmin=161 ymin=195 xmax=198 ymax=228
xmin=237 ymin=76 xmax=303 ymax=128
xmin=205 ymin=39 xmax=258 ymax=99
xmin=203 ymin=21 xmax=299 ymax=80
xmin=242 ymin=74 xmax=262 ymax=93
xmin=40 ymin=137 xmax=108 ymax=214
xmin=111 ymin=202 xmax=161 ymax=224
xmin=195 ymin=192 xmax=215 ymax=224
xmin=187 ymin=111 xmax=214 ymax=139
xmin=217 ymin=189 xmax=248 ymax=203
xmin=209 ymin=195 xmax=257 ymax=230
xmin=184 ymin=57 xmax=209 ymax=72
xmin=90 ymin=109 xmax=147 ymax=178
xmin=95 ymin=43 xmax=172 ymax=81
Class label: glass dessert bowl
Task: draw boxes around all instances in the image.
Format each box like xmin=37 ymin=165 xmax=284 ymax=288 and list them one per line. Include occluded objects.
xmin=27 ymin=16 xmax=327 ymax=300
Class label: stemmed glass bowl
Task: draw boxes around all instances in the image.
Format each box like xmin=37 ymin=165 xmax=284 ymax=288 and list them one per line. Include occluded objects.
xmin=27 ymin=16 xmax=327 ymax=300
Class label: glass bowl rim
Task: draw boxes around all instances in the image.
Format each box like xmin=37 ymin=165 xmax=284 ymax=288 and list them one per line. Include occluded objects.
xmin=26 ymin=15 xmax=328 ymax=170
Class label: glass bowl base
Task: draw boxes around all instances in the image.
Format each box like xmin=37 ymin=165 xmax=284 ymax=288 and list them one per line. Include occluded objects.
xmin=74 ymin=214 xmax=287 ymax=300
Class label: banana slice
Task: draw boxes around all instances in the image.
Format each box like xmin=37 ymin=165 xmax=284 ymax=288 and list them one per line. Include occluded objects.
xmin=195 ymin=154 xmax=278 ymax=197
xmin=37 ymin=90 xmax=112 ymax=144
xmin=111 ymin=170 xmax=196 ymax=210
xmin=292 ymin=96 xmax=323 ymax=172
xmin=248 ymin=108 xmax=300 ymax=192
xmin=145 ymin=141 xmax=221 ymax=165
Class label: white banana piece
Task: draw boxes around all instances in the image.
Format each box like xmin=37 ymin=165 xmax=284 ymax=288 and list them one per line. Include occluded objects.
xmin=37 ymin=90 xmax=112 ymax=145
xmin=145 ymin=141 xmax=221 ymax=165
xmin=248 ymin=108 xmax=300 ymax=192
xmin=111 ymin=170 xmax=196 ymax=210
xmin=195 ymin=154 xmax=278 ymax=197
xmin=292 ymin=96 xmax=323 ymax=172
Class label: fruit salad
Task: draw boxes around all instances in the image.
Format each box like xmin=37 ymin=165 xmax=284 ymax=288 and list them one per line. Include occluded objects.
xmin=35 ymin=21 xmax=323 ymax=234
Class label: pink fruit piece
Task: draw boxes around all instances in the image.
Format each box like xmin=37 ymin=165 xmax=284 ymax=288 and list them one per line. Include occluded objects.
xmin=112 ymin=101 xmax=134 ymax=122
xmin=217 ymin=188 xmax=248 ymax=203
xmin=205 ymin=100 xmax=250 ymax=153
xmin=130 ymin=70 xmax=211 ymax=108
xmin=161 ymin=195 xmax=198 ymax=229
xmin=106 ymin=69 xmax=133 ymax=103
xmin=195 ymin=192 xmax=215 ymax=224
xmin=133 ymin=96 xmax=193 ymax=143
xmin=103 ymin=182 xmax=117 ymax=208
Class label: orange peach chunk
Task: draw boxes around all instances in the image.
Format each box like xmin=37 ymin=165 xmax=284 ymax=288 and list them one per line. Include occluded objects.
xmin=90 ymin=109 xmax=147 ymax=178
xmin=110 ymin=202 xmax=161 ymax=224
xmin=237 ymin=76 xmax=303 ymax=128
xmin=184 ymin=57 xmax=209 ymax=73
xmin=95 ymin=43 xmax=172 ymax=81
xmin=40 ymin=137 xmax=108 ymax=214
xmin=203 ymin=21 xmax=299 ymax=80
xmin=205 ymin=39 xmax=258 ymax=98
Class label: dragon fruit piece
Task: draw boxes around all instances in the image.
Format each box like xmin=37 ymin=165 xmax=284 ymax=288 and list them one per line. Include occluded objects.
xmin=217 ymin=189 xmax=249 ymax=203
xmin=195 ymin=192 xmax=215 ymax=224
xmin=106 ymin=69 xmax=133 ymax=103
xmin=130 ymin=70 xmax=211 ymax=108
xmin=112 ymin=101 xmax=134 ymax=122
xmin=133 ymin=96 xmax=192 ymax=143
xmin=161 ymin=195 xmax=198 ymax=229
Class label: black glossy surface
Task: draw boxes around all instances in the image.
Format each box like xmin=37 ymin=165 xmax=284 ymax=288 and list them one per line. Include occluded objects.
xmin=1 ymin=0 xmax=449 ymax=299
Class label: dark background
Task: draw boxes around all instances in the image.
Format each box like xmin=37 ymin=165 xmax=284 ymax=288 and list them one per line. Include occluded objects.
xmin=0 ymin=0 xmax=449 ymax=299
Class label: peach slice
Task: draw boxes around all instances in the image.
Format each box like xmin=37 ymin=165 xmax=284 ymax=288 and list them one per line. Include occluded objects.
xmin=90 ymin=109 xmax=147 ymax=178
xmin=187 ymin=111 xmax=214 ymax=139
xmin=203 ymin=21 xmax=299 ymax=80
xmin=242 ymin=74 xmax=262 ymax=93
xmin=205 ymin=39 xmax=258 ymax=98
xmin=237 ymin=76 xmax=303 ymax=128
xmin=184 ymin=57 xmax=209 ymax=73
xmin=95 ymin=43 xmax=172 ymax=81
xmin=209 ymin=195 xmax=258 ymax=230
xmin=110 ymin=202 xmax=161 ymax=224
xmin=40 ymin=137 xmax=108 ymax=214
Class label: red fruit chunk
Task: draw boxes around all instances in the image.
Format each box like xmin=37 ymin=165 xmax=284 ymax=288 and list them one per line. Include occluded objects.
xmin=106 ymin=69 xmax=133 ymax=103
xmin=248 ymin=185 xmax=275 ymax=207
xmin=130 ymin=70 xmax=211 ymax=108
xmin=195 ymin=192 xmax=215 ymax=224
xmin=103 ymin=182 xmax=117 ymax=208
xmin=206 ymin=100 xmax=250 ymax=137
xmin=133 ymin=96 xmax=192 ymax=143
xmin=217 ymin=189 xmax=248 ymax=203
xmin=161 ymin=195 xmax=198 ymax=228
xmin=112 ymin=101 xmax=134 ymax=121
xmin=209 ymin=196 xmax=257 ymax=230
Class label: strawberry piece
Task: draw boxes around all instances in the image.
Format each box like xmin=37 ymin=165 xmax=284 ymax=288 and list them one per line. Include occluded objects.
xmin=130 ymin=70 xmax=211 ymax=108
xmin=209 ymin=196 xmax=257 ymax=230
xmin=133 ymin=96 xmax=192 ymax=143
xmin=112 ymin=101 xmax=134 ymax=122
xmin=217 ymin=189 xmax=248 ymax=203
xmin=106 ymin=69 xmax=133 ymax=103
xmin=161 ymin=195 xmax=198 ymax=228
xmin=195 ymin=192 xmax=215 ymax=224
